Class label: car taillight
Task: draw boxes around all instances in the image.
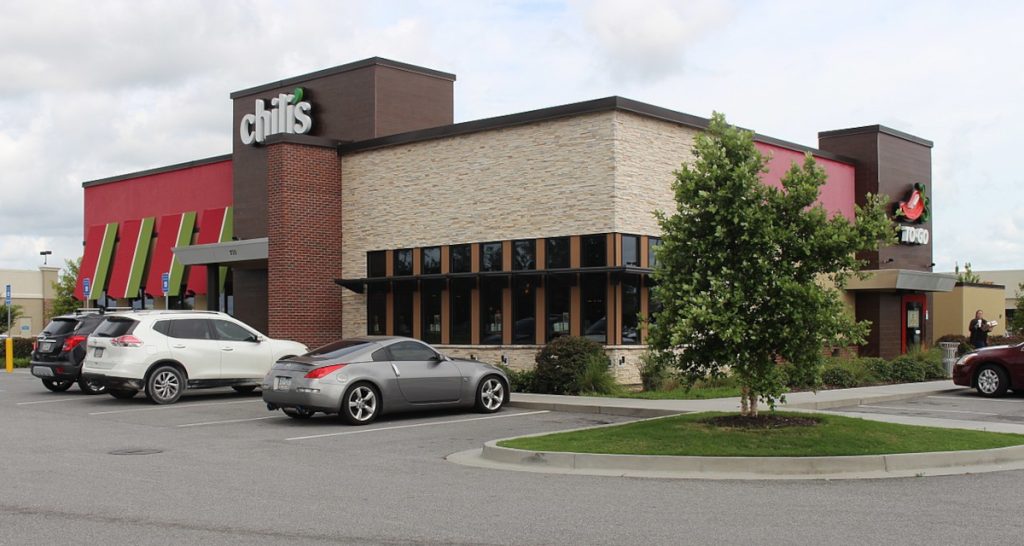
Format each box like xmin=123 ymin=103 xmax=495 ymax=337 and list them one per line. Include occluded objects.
xmin=111 ymin=335 xmax=144 ymax=348
xmin=304 ymin=364 xmax=347 ymax=379
xmin=62 ymin=335 xmax=87 ymax=352
xmin=32 ymin=341 xmax=38 ymax=351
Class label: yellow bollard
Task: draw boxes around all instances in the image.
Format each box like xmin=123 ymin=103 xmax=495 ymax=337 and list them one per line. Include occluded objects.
xmin=5 ymin=337 xmax=12 ymax=373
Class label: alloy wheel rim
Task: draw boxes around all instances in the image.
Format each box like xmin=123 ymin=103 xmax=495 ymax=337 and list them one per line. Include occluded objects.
xmin=481 ymin=378 xmax=503 ymax=410
xmin=348 ymin=386 xmax=376 ymax=421
xmin=153 ymin=371 xmax=180 ymax=400
xmin=978 ymin=369 xmax=999 ymax=393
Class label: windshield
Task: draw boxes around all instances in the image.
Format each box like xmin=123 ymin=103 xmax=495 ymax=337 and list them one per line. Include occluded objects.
xmin=93 ymin=318 xmax=138 ymax=338
xmin=305 ymin=339 xmax=371 ymax=359
xmin=40 ymin=318 xmax=77 ymax=336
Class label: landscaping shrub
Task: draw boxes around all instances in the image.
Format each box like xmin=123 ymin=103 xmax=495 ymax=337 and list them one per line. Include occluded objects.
xmin=777 ymin=361 xmax=820 ymax=390
xmin=638 ymin=351 xmax=676 ymax=391
xmin=0 ymin=338 xmax=33 ymax=359
xmin=577 ymin=353 xmax=618 ymax=395
xmin=988 ymin=334 xmax=1024 ymax=346
xmin=821 ymin=365 xmax=859 ymax=389
xmin=497 ymin=364 xmax=537 ymax=393
xmin=533 ymin=336 xmax=608 ymax=395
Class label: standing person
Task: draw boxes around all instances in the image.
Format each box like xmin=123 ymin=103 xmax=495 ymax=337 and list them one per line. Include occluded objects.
xmin=968 ymin=310 xmax=992 ymax=348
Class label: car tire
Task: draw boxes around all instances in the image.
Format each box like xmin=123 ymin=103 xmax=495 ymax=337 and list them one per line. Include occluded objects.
xmin=109 ymin=389 xmax=138 ymax=399
xmin=232 ymin=385 xmax=258 ymax=394
xmin=976 ymin=365 xmax=1009 ymax=397
xmin=282 ymin=407 xmax=316 ymax=419
xmin=78 ymin=376 xmax=107 ymax=395
xmin=41 ymin=379 xmax=74 ymax=392
xmin=474 ymin=375 xmax=507 ymax=413
xmin=340 ymin=383 xmax=380 ymax=426
xmin=146 ymin=365 xmax=185 ymax=405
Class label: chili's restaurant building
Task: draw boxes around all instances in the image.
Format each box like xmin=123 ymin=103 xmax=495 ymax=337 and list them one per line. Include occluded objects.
xmin=76 ymin=57 xmax=955 ymax=382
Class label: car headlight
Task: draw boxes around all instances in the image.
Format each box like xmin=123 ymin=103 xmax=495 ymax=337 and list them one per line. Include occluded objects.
xmin=955 ymin=354 xmax=975 ymax=366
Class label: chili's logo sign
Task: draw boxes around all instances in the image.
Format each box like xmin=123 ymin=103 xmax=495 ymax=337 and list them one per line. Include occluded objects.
xmin=894 ymin=182 xmax=929 ymax=223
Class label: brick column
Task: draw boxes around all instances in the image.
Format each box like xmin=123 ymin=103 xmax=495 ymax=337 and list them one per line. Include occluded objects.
xmin=266 ymin=141 xmax=343 ymax=349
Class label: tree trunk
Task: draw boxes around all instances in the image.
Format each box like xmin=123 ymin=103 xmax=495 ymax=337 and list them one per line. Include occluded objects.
xmin=740 ymin=386 xmax=750 ymax=416
xmin=749 ymin=391 xmax=759 ymax=417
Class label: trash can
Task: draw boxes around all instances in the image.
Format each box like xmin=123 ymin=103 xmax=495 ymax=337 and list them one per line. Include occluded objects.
xmin=939 ymin=342 xmax=959 ymax=377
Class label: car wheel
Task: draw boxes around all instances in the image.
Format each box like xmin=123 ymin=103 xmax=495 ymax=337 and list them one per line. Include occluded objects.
xmin=109 ymin=389 xmax=138 ymax=399
xmin=41 ymin=379 xmax=74 ymax=392
xmin=146 ymin=366 xmax=185 ymax=404
xmin=282 ymin=407 xmax=316 ymax=419
xmin=341 ymin=383 xmax=380 ymax=426
xmin=232 ymin=385 xmax=258 ymax=394
xmin=976 ymin=365 xmax=1009 ymax=397
xmin=78 ymin=376 xmax=107 ymax=395
xmin=475 ymin=376 xmax=506 ymax=413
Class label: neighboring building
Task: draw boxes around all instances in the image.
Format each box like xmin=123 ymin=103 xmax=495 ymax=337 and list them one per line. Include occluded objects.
xmin=933 ymin=270 xmax=1024 ymax=336
xmin=74 ymin=57 xmax=954 ymax=381
xmin=0 ymin=267 xmax=60 ymax=337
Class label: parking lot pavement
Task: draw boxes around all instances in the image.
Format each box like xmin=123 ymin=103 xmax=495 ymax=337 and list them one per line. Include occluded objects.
xmin=828 ymin=388 xmax=1024 ymax=431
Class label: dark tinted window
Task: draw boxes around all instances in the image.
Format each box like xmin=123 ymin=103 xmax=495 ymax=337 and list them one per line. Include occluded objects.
xmin=622 ymin=235 xmax=640 ymax=267
xmin=367 ymin=286 xmax=387 ymax=336
xmin=450 ymin=244 xmax=471 ymax=273
xmin=367 ymin=251 xmax=386 ymax=278
xmin=648 ymin=237 xmax=661 ymax=268
xmin=307 ymin=339 xmax=371 ymax=359
xmin=388 ymin=341 xmax=437 ymax=361
xmin=546 ymin=277 xmax=571 ymax=342
xmin=422 ymin=247 xmax=441 ymax=275
xmin=512 ymin=278 xmax=535 ymax=344
xmin=394 ymin=249 xmax=413 ymax=276
xmin=581 ymin=273 xmax=607 ymax=343
xmin=371 ymin=348 xmax=390 ymax=362
xmin=480 ymin=242 xmax=503 ymax=272
xmin=93 ymin=318 xmax=138 ymax=338
xmin=393 ymin=285 xmax=413 ymax=337
xmin=621 ymin=276 xmax=640 ymax=345
xmin=41 ymin=318 xmax=77 ymax=336
xmin=213 ymin=320 xmax=255 ymax=342
xmin=545 ymin=238 xmax=570 ymax=269
xmin=512 ymin=240 xmax=535 ymax=271
xmin=581 ymin=235 xmax=607 ymax=267
xmin=168 ymin=319 xmax=213 ymax=340
xmin=153 ymin=320 xmax=171 ymax=336
xmin=422 ymin=282 xmax=442 ymax=344
xmin=450 ymin=279 xmax=472 ymax=344
xmin=76 ymin=315 xmax=108 ymax=334
xmin=480 ymin=279 xmax=503 ymax=344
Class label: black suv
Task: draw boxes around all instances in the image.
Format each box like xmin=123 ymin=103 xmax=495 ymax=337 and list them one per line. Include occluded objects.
xmin=30 ymin=311 xmax=111 ymax=394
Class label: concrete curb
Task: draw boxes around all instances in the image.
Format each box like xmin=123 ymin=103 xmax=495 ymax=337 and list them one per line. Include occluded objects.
xmin=507 ymin=400 xmax=682 ymax=418
xmin=782 ymin=386 xmax=964 ymax=410
xmin=449 ymin=432 xmax=1024 ymax=481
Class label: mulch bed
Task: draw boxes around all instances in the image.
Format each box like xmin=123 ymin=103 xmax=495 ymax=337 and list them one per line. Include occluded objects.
xmin=702 ymin=414 xmax=820 ymax=429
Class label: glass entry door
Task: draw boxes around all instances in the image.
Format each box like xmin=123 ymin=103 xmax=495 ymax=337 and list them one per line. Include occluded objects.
xmin=901 ymin=294 xmax=927 ymax=353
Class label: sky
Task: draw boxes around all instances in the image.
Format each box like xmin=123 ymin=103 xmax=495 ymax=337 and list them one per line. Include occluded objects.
xmin=1 ymin=0 xmax=1021 ymax=274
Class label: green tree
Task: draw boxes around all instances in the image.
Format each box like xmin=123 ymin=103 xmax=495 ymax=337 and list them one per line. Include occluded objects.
xmin=0 ymin=303 xmax=24 ymax=335
xmin=648 ymin=113 xmax=896 ymax=416
xmin=51 ymin=257 xmax=83 ymax=316
xmin=954 ymin=261 xmax=981 ymax=284
xmin=1010 ymin=282 xmax=1024 ymax=335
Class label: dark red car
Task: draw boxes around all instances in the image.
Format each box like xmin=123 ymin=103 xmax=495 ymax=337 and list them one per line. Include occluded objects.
xmin=952 ymin=343 xmax=1024 ymax=397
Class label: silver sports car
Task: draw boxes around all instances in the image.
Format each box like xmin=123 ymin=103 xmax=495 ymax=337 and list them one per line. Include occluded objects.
xmin=261 ymin=336 xmax=509 ymax=425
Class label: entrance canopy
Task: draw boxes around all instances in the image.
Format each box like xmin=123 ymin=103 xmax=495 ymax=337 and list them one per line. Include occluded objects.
xmin=844 ymin=269 xmax=956 ymax=292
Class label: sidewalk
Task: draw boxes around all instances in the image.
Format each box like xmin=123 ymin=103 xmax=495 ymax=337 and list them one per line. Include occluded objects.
xmin=509 ymin=380 xmax=962 ymax=417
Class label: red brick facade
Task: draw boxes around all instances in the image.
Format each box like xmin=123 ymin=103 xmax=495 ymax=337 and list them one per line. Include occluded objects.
xmin=266 ymin=142 xmax=343 ymax=349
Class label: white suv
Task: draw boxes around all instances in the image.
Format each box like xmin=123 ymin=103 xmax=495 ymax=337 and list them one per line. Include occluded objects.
xmin=81 ymin=311 xmax=308 ymax=404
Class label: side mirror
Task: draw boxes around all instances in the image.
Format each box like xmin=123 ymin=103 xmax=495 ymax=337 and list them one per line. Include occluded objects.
xmin=250 ymin=334 xmax=265 ymax=343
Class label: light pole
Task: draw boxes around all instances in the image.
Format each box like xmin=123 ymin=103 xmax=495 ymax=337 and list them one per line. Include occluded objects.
xmin=40 ymin=250 xmax=52 ymax=265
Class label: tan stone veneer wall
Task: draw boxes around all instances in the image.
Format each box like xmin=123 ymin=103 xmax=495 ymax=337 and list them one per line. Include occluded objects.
xmin=435 ymin=345 xmax=648 ymax=385
xmin=339 ymin=110 xmax=702 ymax=339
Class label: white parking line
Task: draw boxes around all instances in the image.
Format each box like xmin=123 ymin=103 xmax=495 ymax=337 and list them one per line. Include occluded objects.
xmin=177 ymin=416 xmax=281 ymax=428
xmin=89 ymin=399 xmax=260 ymax=416
xmin=858 ymin=404 xmax=999 ymax=416
xmin=928 ymin=395 xmax=1024 ymax=405
xmin=286 ymin=410 xmax=552 ymax=441
xmin=17 ymin=397 xmax=91 ymax=406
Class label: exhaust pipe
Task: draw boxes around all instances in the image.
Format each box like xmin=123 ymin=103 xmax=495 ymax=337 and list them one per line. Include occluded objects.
xmin=266 ymin=403 xmax=278 ymax=411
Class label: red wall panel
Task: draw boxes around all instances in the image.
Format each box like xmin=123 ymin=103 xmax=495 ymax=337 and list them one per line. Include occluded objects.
xmin=756 ymin=142 xmax=855 ymax=221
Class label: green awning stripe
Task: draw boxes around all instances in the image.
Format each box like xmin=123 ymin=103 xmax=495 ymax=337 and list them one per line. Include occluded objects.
xmin=124 ymin=217 xmax=155 ymax=297
xmin=92 ymin=223 xmax=118 ymax=298
xmin=168 ymin=211 xmax=197 ymax=297
xmin=218 ymin=206 xmax=233 ymax=291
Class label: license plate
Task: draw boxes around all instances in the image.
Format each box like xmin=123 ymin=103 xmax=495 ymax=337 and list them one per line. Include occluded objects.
xmin=93 ymin=347 xmax=104 ymax=358
xmin=39 ymin=341 xmax=55 ymax=352
xmin=32 ymin=367 xmax=54 ymax=378
xmin=274 ymin=376 xmax=292 ymax=391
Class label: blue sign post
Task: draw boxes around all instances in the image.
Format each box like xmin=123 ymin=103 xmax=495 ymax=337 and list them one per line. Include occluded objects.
xmin=83 ymin=277 xmax=91 ymax=302
xmin=161 ymin=272 xmax=170 ymax=310
xmin=4 ymin=284 xmax=11 ymax=373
